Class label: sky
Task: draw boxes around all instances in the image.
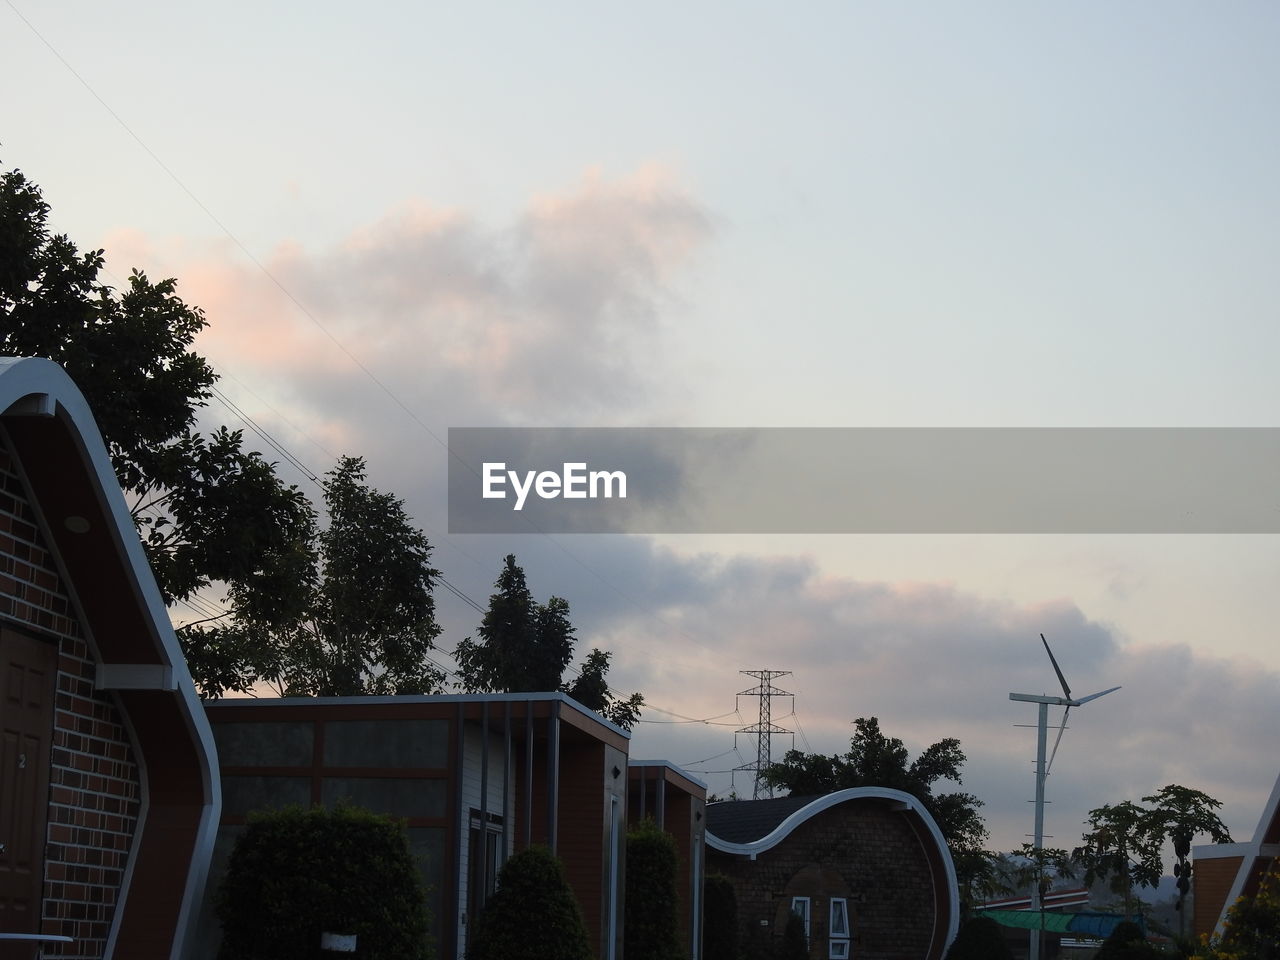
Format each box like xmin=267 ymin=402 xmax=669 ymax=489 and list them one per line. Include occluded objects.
xmin=4 ymin=1 xmax=1279 ymax=861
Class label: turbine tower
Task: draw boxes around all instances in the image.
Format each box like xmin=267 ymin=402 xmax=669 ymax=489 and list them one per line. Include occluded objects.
xmin=1010 ymin=634 xmax=1119 ymax=960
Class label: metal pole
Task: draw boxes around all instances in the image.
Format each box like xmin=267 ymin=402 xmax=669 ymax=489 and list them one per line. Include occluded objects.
xmin=1030 ymin=701 xmax=1048 ymax=960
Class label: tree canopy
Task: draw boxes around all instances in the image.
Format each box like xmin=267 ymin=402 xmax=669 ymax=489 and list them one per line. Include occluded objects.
xmin=760 ymin=716 xmax=988 ymax=853
xmin=191 ymin=456 xmax=445 ymax=697
xmin=2 ymin=166 xmax=447 ymax=697
xmin=454 ymin=555 xmax=643 ymax=729
xmin=1072 ymin=784 xmax=1232 ymax=922
xmin=1 ymin=166 xmax=314 ymax=632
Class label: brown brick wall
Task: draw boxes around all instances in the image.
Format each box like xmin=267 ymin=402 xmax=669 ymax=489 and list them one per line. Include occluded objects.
xmin=1 ymin=446 xmax=142 ymax=958
xmin=558 ymin=741 xmax=606 ymax=948
xmin=1192 ymin=853 xmax=1244 ymax=937
xmin=708 ymin=802 xmax=937 ymax=960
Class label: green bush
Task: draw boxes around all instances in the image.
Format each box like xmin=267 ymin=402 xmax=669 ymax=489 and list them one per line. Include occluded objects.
xmin=778 ymin=912 xmax=808 ymax=960
xmin=466 ymin=846 xmax=591 ymax=960
xmin=216 ymin=803 xmax=431 ymax=960
xmin=703 ymin=873 xmax=739 ymax=960
xmin=944 ymin=916 xmax=1014 ymax=960
xmin=625 ymin=817 xmax=684 ymax=960
xmin=1098 ymin=920 xmax=1162 ymax=959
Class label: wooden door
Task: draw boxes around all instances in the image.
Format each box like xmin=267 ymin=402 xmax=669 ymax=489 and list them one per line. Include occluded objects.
xmin=0 ymin=628 xmax=56 ymax=934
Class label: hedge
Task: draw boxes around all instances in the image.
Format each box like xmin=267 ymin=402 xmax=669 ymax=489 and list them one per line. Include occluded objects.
xmin=215 ymin=803 xmax=431 ymax=960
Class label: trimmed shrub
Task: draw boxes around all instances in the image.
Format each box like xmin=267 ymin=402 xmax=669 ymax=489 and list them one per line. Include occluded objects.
xmin=778 ymin=912 xmax=808 ymax=960
xmin=626 ymin=817 xmax=684 ymax=960
xmin=944 ymin=915 xmax=1014 ymax=960
xmin=216 ymin=803 xmax=431 ymax=960
xmin=703 ymin=873 xmax=739 ymax=960
xmin=467 ymin=846 xmax=591 ymax=960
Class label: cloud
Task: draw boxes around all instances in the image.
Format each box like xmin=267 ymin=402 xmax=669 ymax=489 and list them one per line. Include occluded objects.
xmin=102 ymin=170 xmax=1276 ymax=860
xmin=525 ymin=537 xmax=1280 ymax=851
xmin=107 ymin=166 xmax=711 ymax=446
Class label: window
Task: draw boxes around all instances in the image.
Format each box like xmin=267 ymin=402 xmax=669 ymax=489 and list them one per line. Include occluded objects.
xmin=468 ymin=809 xmax=504 ymax=923
xmin=791 ymin=897 xmax=811 ymax=940
xmin=828 ymin=898 xmax=850 ymax=959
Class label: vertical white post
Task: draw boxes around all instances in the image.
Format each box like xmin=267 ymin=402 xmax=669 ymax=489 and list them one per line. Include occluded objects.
xmin=1030 ymin=701 xmax=1048 ymax=960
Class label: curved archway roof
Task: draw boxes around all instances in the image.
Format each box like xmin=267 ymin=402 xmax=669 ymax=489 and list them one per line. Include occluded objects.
xmin=0 ymin=356 xmax=219 ymax=959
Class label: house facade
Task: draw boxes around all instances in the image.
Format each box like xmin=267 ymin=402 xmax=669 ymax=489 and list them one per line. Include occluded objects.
xmin=0 ymin=357 xmax=219 ymax=958
xmin=198 ymin=693 xmax=630 ymax=960
xmin=705 ymin=789 xmax=959 ymax=960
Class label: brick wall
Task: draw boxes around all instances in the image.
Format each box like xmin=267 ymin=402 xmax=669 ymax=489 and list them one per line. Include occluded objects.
xmin=1 ymin=446 xmax=142 ymax=958
xmin=708 ymin=802 xmax=937 ymax=960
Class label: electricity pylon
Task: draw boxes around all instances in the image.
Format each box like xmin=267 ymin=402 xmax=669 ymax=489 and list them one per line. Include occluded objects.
xmin=734 ymin=670 xmax=793 ymax=799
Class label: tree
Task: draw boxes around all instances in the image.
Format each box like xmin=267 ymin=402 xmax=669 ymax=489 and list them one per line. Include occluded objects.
xmin=2 ymin=165 xmax=315 ymax=691
xmin=1142 ymin=784 xmax=1232 ymax=931
xmin=760 ymin=716 xmax=989 ymax=853
xmin=625 ymin=818 xmax=683 ymax=960
xmin=454 ymin=555 xmax=643 ymax=729
xmin=466 ymin=847 xmax=591 ymax=960
xmin=194 ymin=456 xmax=445 ymax=697
xmin=216 ymin=803 xmax=432 ymax=960
xmin=1073 ymin=801 xmax=1164 ymax=916
xmin=1072 ymin=786 xmax=1232 ymax=925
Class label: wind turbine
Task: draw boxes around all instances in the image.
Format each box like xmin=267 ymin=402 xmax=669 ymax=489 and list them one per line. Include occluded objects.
xmin=1009 ymin=634 xmax=1120 ymax=960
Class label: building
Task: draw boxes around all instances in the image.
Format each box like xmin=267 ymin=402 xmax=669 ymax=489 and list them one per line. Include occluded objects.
xmin=1194 ymin=770 xmax=1280 ymax=937
xmin=705 ymin=788 xmax=959 ymax=960
xmin=0 ymin=357 xmax=219 ymax=958
xmin=198 ymin=693 xmax=631 ymax=960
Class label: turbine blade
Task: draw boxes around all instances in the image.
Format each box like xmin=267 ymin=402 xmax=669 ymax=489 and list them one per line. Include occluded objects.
xmin=1046 ymin=705 xmax=1070 ymax=775
xmin=1075 ymin=686 xmax=1121 ymax=705
xmin=1042 ymin=633 xmax=1072 ymax=699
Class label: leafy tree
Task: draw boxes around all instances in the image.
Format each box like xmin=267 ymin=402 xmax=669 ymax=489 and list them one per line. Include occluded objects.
xmin=1143 ymin=784 xmax=1232 ymax=931
xmin=1073 ymin=801 xmax=1164 ymax=916
xmin=2 ymin=165 xmax=315 ymax=692
xmin=565 ymin=647 xmax=645 ymax=731
xmin=454 ymin=555 xmax=643 ymax=728
xmin=216 ymin=803 xmax=432 ymax=960
xmin=466 ymin=846 xmax=591 ymax=960
xmin=1073 ymin=786 xmax=1232 ymax=927
xmin=760 ymin=716 xmax=988 ymax=854
xmin=195 ymin=456 xmax=444 ymax=697
xmin=625 ymin=818 xmax=683 ymax=960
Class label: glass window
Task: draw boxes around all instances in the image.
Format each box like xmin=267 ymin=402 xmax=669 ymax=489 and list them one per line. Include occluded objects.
xmin=791 ymin=897 xmax=811 ymax=939
xmin=829 ymin=897 xmax=850 ymax=959
xmin=829 ymin=898 xmax=848 ymax=938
